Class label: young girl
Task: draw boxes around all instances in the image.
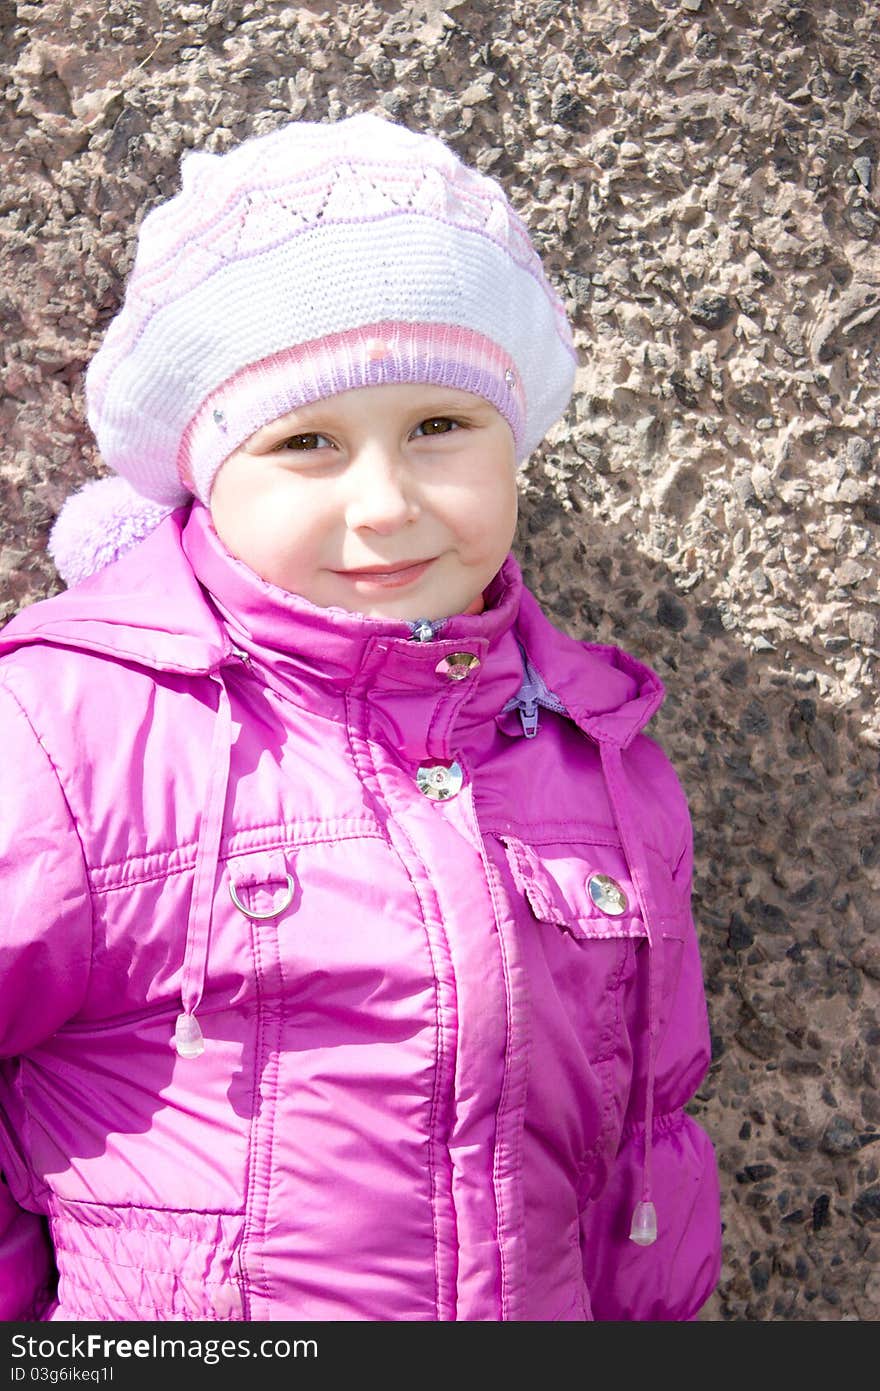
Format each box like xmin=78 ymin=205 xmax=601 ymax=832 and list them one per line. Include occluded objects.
xmin=0 ymin=114 xmax=721 ymax=1322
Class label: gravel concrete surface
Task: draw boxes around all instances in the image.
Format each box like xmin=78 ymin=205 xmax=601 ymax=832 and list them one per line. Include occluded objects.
xmin=1 ymin=0 xmax=878 ymax=1321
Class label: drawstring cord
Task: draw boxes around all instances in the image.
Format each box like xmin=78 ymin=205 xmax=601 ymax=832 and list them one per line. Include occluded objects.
xmin=174 ymin=670 xmax=234 ymax=1059
xmin=598 ymin=740 xmax=660 ymax=1247
xmin=505 ymin=642 xmax=661 ymax=1244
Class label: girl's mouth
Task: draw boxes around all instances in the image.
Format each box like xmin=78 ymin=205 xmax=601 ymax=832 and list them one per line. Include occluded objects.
xmin=335 ymin=559 xmax=435 ymax=589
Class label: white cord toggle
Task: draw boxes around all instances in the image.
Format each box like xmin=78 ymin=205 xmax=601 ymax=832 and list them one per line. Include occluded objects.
xmin=174 ymin=1011 xmax=205 ymax=1060
xmin=629 ymin=1200 xmax=658 ymax=1247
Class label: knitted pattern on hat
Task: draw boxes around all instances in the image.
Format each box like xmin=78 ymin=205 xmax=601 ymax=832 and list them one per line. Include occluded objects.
xmin=51 ymin=113 xmax=577 ymax=585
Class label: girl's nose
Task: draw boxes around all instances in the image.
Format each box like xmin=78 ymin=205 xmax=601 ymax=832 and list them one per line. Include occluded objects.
xmin=343 ymin=449 xmax=420 ymax=534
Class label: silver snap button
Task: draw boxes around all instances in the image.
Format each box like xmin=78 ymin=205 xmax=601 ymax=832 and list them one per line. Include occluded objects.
xmin=416 ymin=760 xmax=464 ymax=800
xmin=435 ymin=652 xmax=480 ymax=681
xmin=587 ymin=873 xmax=628 ymax=916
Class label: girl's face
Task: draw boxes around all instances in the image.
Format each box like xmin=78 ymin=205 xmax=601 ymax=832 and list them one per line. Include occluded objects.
xmin=209 ymin=383 xmax=518 ymax=621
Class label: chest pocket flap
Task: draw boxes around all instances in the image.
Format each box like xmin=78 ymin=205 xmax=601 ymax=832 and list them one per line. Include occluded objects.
xmin=499 ymin=833 xmax=691 ymax=1059
xmin=500 ymin=834 xmax=648 ymax=942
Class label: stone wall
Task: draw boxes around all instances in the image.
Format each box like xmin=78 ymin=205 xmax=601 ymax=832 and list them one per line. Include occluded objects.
xmin=1 ymin=0 xmax=878 ymax=1320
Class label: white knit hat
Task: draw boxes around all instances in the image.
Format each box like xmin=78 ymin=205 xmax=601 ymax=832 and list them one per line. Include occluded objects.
xmin=49 ymin=113 xmax=577 ymax=585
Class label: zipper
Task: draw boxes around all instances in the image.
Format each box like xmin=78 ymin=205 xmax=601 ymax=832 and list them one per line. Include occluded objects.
xmin=502 ymin=645 xmax=568 ymax=739
xmin=408 ymin=617 xmax=447 ymax=643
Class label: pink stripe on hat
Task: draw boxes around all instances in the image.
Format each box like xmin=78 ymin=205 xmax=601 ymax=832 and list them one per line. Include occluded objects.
xmin=179 ymin=321 xmax=526 ymax=501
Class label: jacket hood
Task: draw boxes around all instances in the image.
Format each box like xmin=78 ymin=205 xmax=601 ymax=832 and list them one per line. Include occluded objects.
xmin=0 ymin=509 xmax=229 ymax=675
xmin=1 ymin=504 xmax=664 ymax=749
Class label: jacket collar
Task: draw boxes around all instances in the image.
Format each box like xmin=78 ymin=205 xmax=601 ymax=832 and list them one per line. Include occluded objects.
xmin=180 ymin=502 xmax=527 ymax=761
xmin=513 ymin=586 xmax=665 ymax=749
xmin=0 ymin=503 xmax=664 ymax=752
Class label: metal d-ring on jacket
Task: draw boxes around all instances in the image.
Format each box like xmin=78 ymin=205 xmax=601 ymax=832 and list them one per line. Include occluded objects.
xmin=0 ymin=501 xmax=721 ymax=1321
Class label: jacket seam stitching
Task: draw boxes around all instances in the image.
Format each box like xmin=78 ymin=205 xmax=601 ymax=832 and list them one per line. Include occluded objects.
xmin=235 ymin=909 xmax=279 ymax=1315
xmin=481 ymin=831 xmax=529 ymax=1321
xmin=0 ymin=677 xmax=95 ymax=1000
xmin=53 ymin=1196 xmax=240 ymax=1216
xmin=343 ymin=689 xmax=450 ymax=1320
xmin=90 ymin=824 xmax=389 ymax=890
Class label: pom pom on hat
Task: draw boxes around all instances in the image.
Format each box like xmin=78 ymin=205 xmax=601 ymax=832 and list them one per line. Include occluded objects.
xmin=48 ymin=476 xmax=176 ymax=587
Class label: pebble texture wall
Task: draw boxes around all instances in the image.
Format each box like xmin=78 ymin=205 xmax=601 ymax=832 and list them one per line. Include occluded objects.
xmin=1 ymin=0 xmax=878 ymax=1321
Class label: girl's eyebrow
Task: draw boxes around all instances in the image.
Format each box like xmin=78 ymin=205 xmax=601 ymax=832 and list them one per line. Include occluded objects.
xmin=250 ymin=394 xmax=483 ymax=440
xmin=246 ymin=410 xmax=322 ymax=447
xmin=266 ymin=405 xmax=322 ymax=429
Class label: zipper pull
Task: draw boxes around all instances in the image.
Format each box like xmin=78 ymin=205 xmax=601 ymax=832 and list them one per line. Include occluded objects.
xmin=409 ymin=617 xmax=446 ymax=643
xmin=518 ymin=700 xmax=540 ymax=738
xmin=501 ymin=678 xmax=541 ymax=738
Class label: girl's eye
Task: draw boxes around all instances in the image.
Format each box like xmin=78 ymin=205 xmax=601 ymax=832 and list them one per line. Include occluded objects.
xmin=275 ymin=432 xmax=332 ymax=451
xmin=414 ymin=417 xmax=459 ymax=437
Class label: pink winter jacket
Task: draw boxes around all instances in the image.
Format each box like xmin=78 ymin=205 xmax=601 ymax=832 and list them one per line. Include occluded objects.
xmin=0 ymin=502 xmax=721 ymax=1321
